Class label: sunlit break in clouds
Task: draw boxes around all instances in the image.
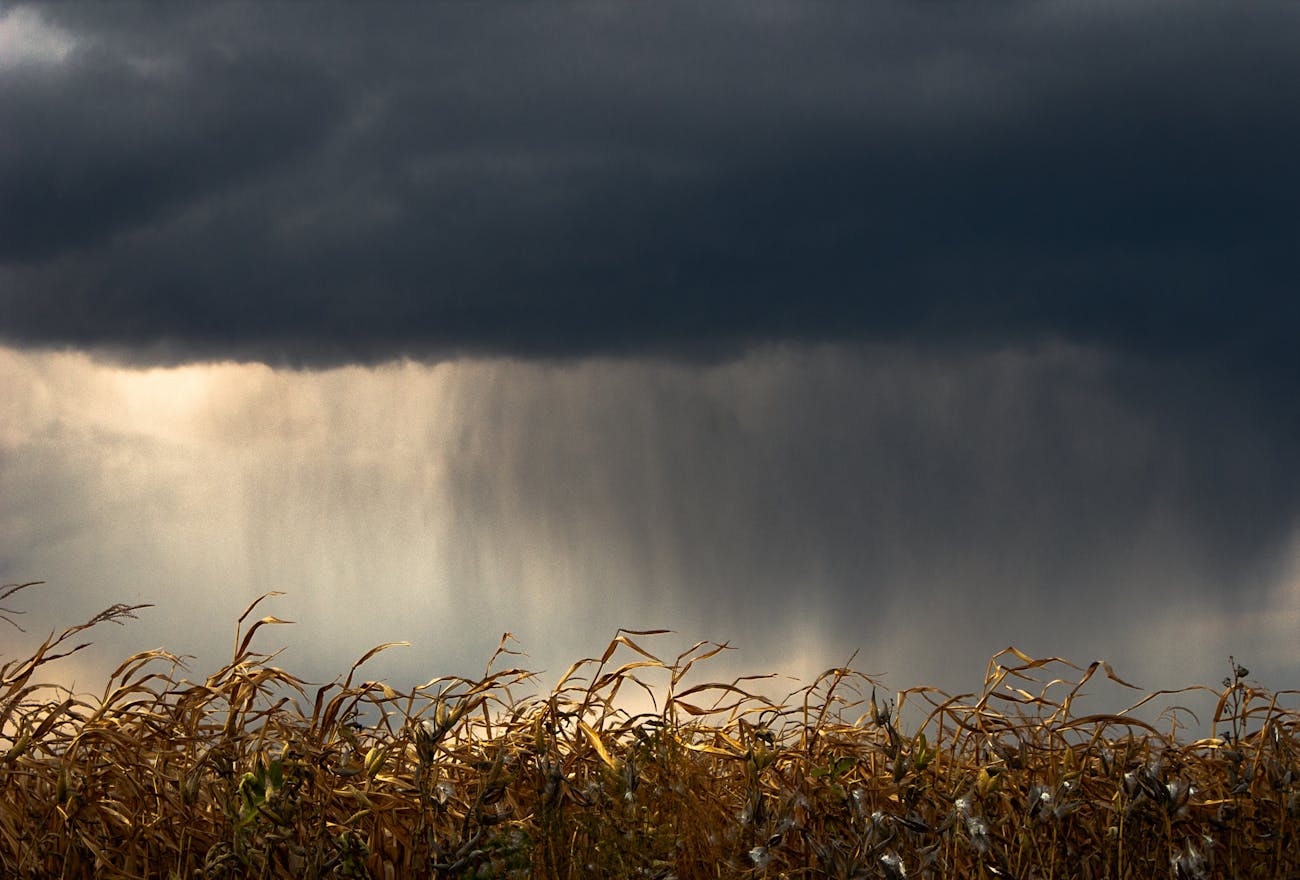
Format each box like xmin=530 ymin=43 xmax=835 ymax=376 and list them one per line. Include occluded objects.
xmin=1 ymin=2 xmax=1298 ymax=715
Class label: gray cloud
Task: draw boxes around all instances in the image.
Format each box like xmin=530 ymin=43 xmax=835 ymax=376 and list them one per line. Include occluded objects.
xmin=1 ymin=2 xmax=1296 ymax=383
xmin=0 ymin=46 xmax=343 ymax=262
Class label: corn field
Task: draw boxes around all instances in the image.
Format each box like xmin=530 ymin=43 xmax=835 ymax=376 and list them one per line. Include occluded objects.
xmin=2 ymin=581 xmax=1296 ymax=879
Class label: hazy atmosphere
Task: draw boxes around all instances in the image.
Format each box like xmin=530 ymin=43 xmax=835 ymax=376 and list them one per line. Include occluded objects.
xmin=2 ymin=3 xmax=1297 ymax=715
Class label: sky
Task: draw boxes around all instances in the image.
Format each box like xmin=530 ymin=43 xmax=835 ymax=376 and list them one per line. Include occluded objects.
xmin=2 ymin=2 xmax=1298 ymax=722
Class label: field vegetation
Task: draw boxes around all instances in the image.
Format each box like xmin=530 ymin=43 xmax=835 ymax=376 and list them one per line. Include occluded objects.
xmin=2 ymin=581 xmax=1297 ymax=878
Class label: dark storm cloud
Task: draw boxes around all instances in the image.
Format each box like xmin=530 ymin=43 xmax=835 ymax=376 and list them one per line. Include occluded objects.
xmin=1 ymin=1 xmax=1297 ymax=377
xmin=0 ymin=45 xmax=343 ymax=262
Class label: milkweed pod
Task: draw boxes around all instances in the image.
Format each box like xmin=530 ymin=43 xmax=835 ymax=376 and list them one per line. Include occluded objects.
xmin=880 ymin=851 xmax=907 ymax=879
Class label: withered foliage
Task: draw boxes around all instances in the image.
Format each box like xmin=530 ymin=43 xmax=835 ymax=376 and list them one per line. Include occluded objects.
xmin=1 ymin=582 xmax=1296 ymax=879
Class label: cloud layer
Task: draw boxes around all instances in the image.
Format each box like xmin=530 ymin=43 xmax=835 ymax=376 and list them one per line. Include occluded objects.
xmin=1 ymin=2 xmax=1296 ymax=380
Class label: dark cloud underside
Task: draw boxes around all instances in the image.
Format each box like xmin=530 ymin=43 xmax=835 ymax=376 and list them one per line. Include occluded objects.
xmin=0 ymin=2 xmax=1296 ymax=380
